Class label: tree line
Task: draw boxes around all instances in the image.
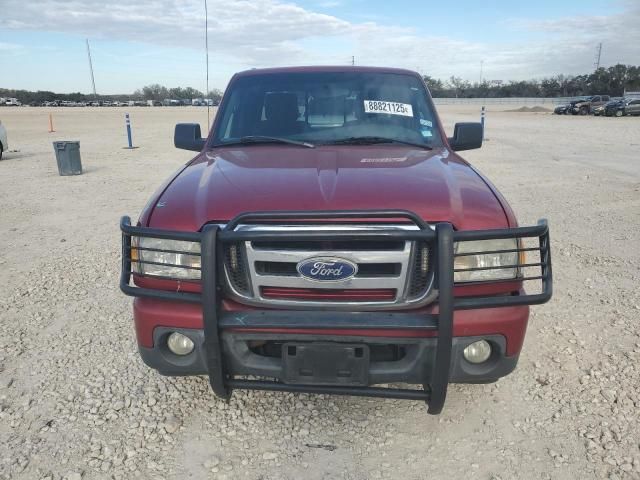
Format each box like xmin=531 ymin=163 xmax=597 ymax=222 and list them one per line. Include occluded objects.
xmin=0 ymin=84 xmax=224 ymax=105
xmin=424 ymin=64 xmax=640 ymax=98
xmin=132 ymin=84 xmax=223 ymax=103
xmin=2 ymin=64 xmax=639 ymax=105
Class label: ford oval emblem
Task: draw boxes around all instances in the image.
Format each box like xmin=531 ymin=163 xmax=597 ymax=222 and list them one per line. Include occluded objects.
xmin=297 ymin=257 xmax=358 ymax=282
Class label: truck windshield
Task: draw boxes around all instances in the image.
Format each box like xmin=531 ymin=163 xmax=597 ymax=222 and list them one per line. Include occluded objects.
xmin=210 ymin=71 xmax=442 ymax=148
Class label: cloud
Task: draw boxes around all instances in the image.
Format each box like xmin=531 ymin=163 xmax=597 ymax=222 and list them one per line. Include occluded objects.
xmin=509 ymin=2 xmax=640 ymax=76
xmin=0 ymin=0 xmax=352 ymax=66
xmin=1 ymin=0 xmax=639 ymax=83
xmin=316 ymin=0 xmax=342 ymax=7
xmin=0 ymin=41 xmax=25 ymax=52
xmin=348 ymin=2 xmax=640 ymax=81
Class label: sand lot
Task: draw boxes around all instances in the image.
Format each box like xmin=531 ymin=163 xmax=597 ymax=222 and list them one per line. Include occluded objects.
xmin=0 ymin=105 xmax=639 ymax=480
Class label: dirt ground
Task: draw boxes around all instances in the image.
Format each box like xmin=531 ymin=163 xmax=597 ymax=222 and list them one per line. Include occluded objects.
xmin=0 ymin=105 xmax=639 ymax=480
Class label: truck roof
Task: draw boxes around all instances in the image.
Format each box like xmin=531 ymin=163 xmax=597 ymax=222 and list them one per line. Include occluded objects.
xmin=234 ymin=65 xmax=422 ymax=78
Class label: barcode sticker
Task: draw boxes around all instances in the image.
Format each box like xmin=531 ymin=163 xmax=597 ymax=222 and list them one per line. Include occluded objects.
xmin=364 ymin=100 xmax=413 ymax=117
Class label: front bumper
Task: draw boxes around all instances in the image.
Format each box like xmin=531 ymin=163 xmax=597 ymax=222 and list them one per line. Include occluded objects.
xmin=140 ymin=326 xmax=518 ymax=384
xmin=120 ymin=209 xmax=552 ymax=413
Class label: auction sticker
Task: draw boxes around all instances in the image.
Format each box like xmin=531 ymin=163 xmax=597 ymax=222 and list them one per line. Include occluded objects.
xmin=364 ymin=100 xmax=413 ymax=117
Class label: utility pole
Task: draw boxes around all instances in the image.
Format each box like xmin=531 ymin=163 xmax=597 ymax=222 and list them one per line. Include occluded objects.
xmin=86 ymin=39 xmax=97 ymax=96
xmin=352 ymin=55 xmax=355 ymax=66
xmin=479 ymin=60 xmax=484 ymax=84
xmin=594 ymin=42 xmax=603 ymax=70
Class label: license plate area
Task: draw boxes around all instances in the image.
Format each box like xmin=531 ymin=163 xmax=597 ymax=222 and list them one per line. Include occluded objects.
xmin=282 ymin=342 xmax=370 ymax=386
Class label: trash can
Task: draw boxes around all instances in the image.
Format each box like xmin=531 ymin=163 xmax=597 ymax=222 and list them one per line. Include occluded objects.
xmin=53 ymin=141 xmax=83 ymax=176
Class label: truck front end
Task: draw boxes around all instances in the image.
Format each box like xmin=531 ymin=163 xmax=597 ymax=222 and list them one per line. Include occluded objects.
xmin=120 ymin=67 xmax=552 ymax=414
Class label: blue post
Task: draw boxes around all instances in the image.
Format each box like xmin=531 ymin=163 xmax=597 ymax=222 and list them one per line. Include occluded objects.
xmin=480 ymin=106 xmax=485 ymax=140
xmin=125 ymin=113 xmax=134 ymax=149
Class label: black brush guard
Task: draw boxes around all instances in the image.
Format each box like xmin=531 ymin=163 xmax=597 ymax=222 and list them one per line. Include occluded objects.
xmin=120 ymin=210 xmax=552 ymax=414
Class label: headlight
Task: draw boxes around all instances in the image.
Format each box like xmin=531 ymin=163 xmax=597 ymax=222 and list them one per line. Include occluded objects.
xmin=454 ymin=238 xmax=519 ymax=283
xmin=131 ymin=237 xmax=201 ymax=280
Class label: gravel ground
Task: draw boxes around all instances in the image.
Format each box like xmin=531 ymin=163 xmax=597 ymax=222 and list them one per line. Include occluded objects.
xmin=0 ymin=106 xmax=639 ymax=480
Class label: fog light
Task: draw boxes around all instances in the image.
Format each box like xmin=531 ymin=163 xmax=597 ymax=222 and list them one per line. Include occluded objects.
xmin=167 ymin=332 xmax=194 ymax=356
xmin=463 ymin=340 xmax=492 ymax=364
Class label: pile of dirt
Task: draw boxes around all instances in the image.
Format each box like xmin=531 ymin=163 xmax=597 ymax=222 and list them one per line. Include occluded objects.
xmin=506 ymin=106 xmax=552 ymax=113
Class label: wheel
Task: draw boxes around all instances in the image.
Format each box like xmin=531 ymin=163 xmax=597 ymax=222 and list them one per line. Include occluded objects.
xmin=0 ymin=143 xmax=3 ymax=160
xmin=615 ymin=110 xmax=623 ymax=117
xmin=579 ymin=107 xmax=589 ymax=115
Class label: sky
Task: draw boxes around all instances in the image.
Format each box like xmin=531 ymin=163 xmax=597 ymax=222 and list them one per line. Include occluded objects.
xmin=1 ymin=0 xmax=639 ymax=94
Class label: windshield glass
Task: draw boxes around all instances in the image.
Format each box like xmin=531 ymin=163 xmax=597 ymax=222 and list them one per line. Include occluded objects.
xmin=211 ymin=71 xmax=442 ymax=148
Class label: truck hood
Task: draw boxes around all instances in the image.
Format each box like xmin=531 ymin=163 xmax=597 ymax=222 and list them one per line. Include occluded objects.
xmin=147 ymin=145 xmax=509 ymax=231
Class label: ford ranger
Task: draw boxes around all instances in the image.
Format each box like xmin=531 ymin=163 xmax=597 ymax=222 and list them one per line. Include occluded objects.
xmin=120 ymin=66 xmax=552 ymax=414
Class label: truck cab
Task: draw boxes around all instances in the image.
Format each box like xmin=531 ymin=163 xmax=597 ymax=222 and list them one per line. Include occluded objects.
xmin=120 ymin=66 xmax=552 ymax=414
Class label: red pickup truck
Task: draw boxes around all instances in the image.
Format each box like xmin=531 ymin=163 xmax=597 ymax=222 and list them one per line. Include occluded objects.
xmin=120 ymin=66 xmax=552 ymax=414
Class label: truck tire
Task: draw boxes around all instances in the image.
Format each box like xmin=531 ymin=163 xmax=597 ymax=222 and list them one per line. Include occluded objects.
xmin=579 ymin=107 xmax=589 ymax=115
xmin=615 ymin=110 xmax=623 ymax=117
xmin=0 ymin=143 xmax=3 ymax=160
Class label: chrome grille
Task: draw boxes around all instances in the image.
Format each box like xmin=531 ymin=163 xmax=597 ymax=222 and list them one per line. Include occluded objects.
xmin=408 ymin=242 xmax=430 ymax=298
xmin=221 ymin=224 xmax=436 ymax=310
xmin=223 ymin=243 xmax=250 ymax=294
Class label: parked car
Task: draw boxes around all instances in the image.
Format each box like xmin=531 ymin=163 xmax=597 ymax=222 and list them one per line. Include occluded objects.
xmin=0 ymin=119 xmax=8 ymax=160
xmin=605 ymin=98 xmax=640 ymax=117
xmin=623 ymin=98 xmax=640 ymax=116
xmin=592 ymin=99 xmax=622 ymax=116
xmin=553 ymin=103 xmax=571 ymax=114
xmin=592 ymin=98 xmax=622 ymax=116
xmin=601 ymin=99 xmax=624 ymax=117
xmin=571 ymin=95 xmax=610 ymax=115
xmin=119 ymin=66 xmax=553 ymax=414
xmin=554 ymin=97 xmax=589 ymax=115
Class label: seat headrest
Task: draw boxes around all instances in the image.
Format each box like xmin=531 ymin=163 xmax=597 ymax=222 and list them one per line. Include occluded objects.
xmin=264 ymin=92 xmax=300 ymax=123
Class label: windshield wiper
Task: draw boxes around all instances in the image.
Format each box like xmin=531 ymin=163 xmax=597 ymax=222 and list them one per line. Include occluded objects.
xmin=325 ymin=136 xmax=432 ymax=150
xmin=213 ymin=136 xmax=315 ymax=149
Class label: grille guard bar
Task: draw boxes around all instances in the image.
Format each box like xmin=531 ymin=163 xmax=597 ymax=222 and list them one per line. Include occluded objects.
xmin=120 ymin=210 xmax=552 ymax=414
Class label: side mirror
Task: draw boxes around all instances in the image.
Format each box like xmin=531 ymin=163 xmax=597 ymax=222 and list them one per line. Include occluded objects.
xmin=174 ymin=123 xmax=206 ymax=151
xmin=448 ymin=122 xmax=483 ymax=151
